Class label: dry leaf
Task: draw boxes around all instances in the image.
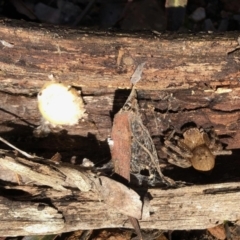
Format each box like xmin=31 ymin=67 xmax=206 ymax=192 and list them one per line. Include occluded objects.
xmin=111 ymin=88 xmax=174 ymax=186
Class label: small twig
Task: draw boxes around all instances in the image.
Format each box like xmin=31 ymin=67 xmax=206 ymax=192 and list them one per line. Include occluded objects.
xmin=0 ymin=136 xmax=35 ymax=159
xmin=133 ymin=138 xmax=164 ymax=179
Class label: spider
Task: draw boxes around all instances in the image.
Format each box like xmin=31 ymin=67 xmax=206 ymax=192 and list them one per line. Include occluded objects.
xmin=161 ymin=127 xmax=232 ymax=171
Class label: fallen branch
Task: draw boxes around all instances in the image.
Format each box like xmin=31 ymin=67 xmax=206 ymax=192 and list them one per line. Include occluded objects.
xmin=0 ymin=151 xmax=240 ymax=236
xmin=0 ymin=19 xmax=239 ymax=237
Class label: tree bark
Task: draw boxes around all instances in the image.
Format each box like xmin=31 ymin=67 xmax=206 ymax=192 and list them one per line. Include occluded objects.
xmin=0 ymin=19 xmax=240 ymax=236
xmin=0 ymin=19 xmax=240 ymax=158
xmin=0 ymin=152 xmax=240 ymax=236
xmin=2 ymin=183 xmax=240 ymax=236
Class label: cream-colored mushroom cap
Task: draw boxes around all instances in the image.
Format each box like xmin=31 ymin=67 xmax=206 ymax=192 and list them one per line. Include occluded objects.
xmin=38 ymin=82 xmax=85 ymax=125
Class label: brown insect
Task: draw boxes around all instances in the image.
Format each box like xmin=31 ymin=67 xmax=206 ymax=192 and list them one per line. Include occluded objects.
xmin=162 ymin=127 xmax=232 ymax=171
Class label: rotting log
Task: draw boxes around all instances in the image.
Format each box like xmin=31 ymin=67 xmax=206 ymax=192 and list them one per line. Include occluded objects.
xmin=0 ymin=152 xmax=240 ymax=236
xmin=0 ymin=19 xmax=240 ymax=235
xmin=0 ymin=19 xmax=240 ymax=160
xmin=1 ymin=182 xmax=240 ymax=236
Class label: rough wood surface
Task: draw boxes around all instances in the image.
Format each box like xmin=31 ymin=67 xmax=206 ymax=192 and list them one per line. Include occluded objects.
xmin=0 ymin=152 xmax=240 ymax=236
xmin=0 ymin=20 xmax=240 ymax=154
xmin=0 ymin=19 xmax=240 ymax=236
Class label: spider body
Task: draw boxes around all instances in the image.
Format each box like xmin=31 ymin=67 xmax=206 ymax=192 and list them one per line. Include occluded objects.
xmin=162 ymin=128 xmax=232 ymax=171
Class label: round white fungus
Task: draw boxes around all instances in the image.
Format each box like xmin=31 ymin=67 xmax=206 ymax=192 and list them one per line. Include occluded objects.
xmin=38 ymin=82 xmax=85 ymax=126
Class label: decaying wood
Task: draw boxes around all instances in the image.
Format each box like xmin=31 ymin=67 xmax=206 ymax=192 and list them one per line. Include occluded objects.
xmin=0 ymin=19 xmax=240 ymax=160
xmin=0 ymin=152 xmax=240 ymax=236
xmin=0 ymin=150 xmax=142 ymax=216
xmin=0 ymin=19 xmax=240 ymax=236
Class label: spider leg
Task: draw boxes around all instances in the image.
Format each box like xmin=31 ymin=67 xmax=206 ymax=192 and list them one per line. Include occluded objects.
xmin=162 ymin=131 xmax=193 ymax=168
xmin=206 ymin=129 xmax=232 ymax=156
xmin=165 ymin=140 xmax=193 ymax=158
xmin=162 ymin=146 xmax=192 ymax=168
xmin=166 ymin=129 xmax=177 ymax=140
xmin=205 ymin=129 xmax=217 ymax=149
xmin=212 ymin=149 xmax=232 ymax=156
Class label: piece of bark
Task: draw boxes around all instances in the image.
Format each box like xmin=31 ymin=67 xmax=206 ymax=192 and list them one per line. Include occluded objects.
xmin=0 ymin=150 xmax=143 ymax=219
xmin=2 ymin=149 xmax=240 ymax=235
xmin=0 ymin=19 xmax=239 ymax=92
xmin=0 ymin=196 xmax=64 ymax=236
xmin=0 ymin=151 xmax=240 ymax=236
xmin=0 ymin=19 xmax=240 ymax=236
xmin=1 ymin=177 xmax=240 ymax=236
xmin=0 ymin=19 xmax=239 ymax=162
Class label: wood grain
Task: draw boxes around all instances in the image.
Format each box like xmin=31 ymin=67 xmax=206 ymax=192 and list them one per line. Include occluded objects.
xmin=1 ymin=179 xmax=240 ymax=236
xmin=0 ymin=20 xmax=239 ymax=160
xmin=0 ymin=19 xmax=239 ymax=236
